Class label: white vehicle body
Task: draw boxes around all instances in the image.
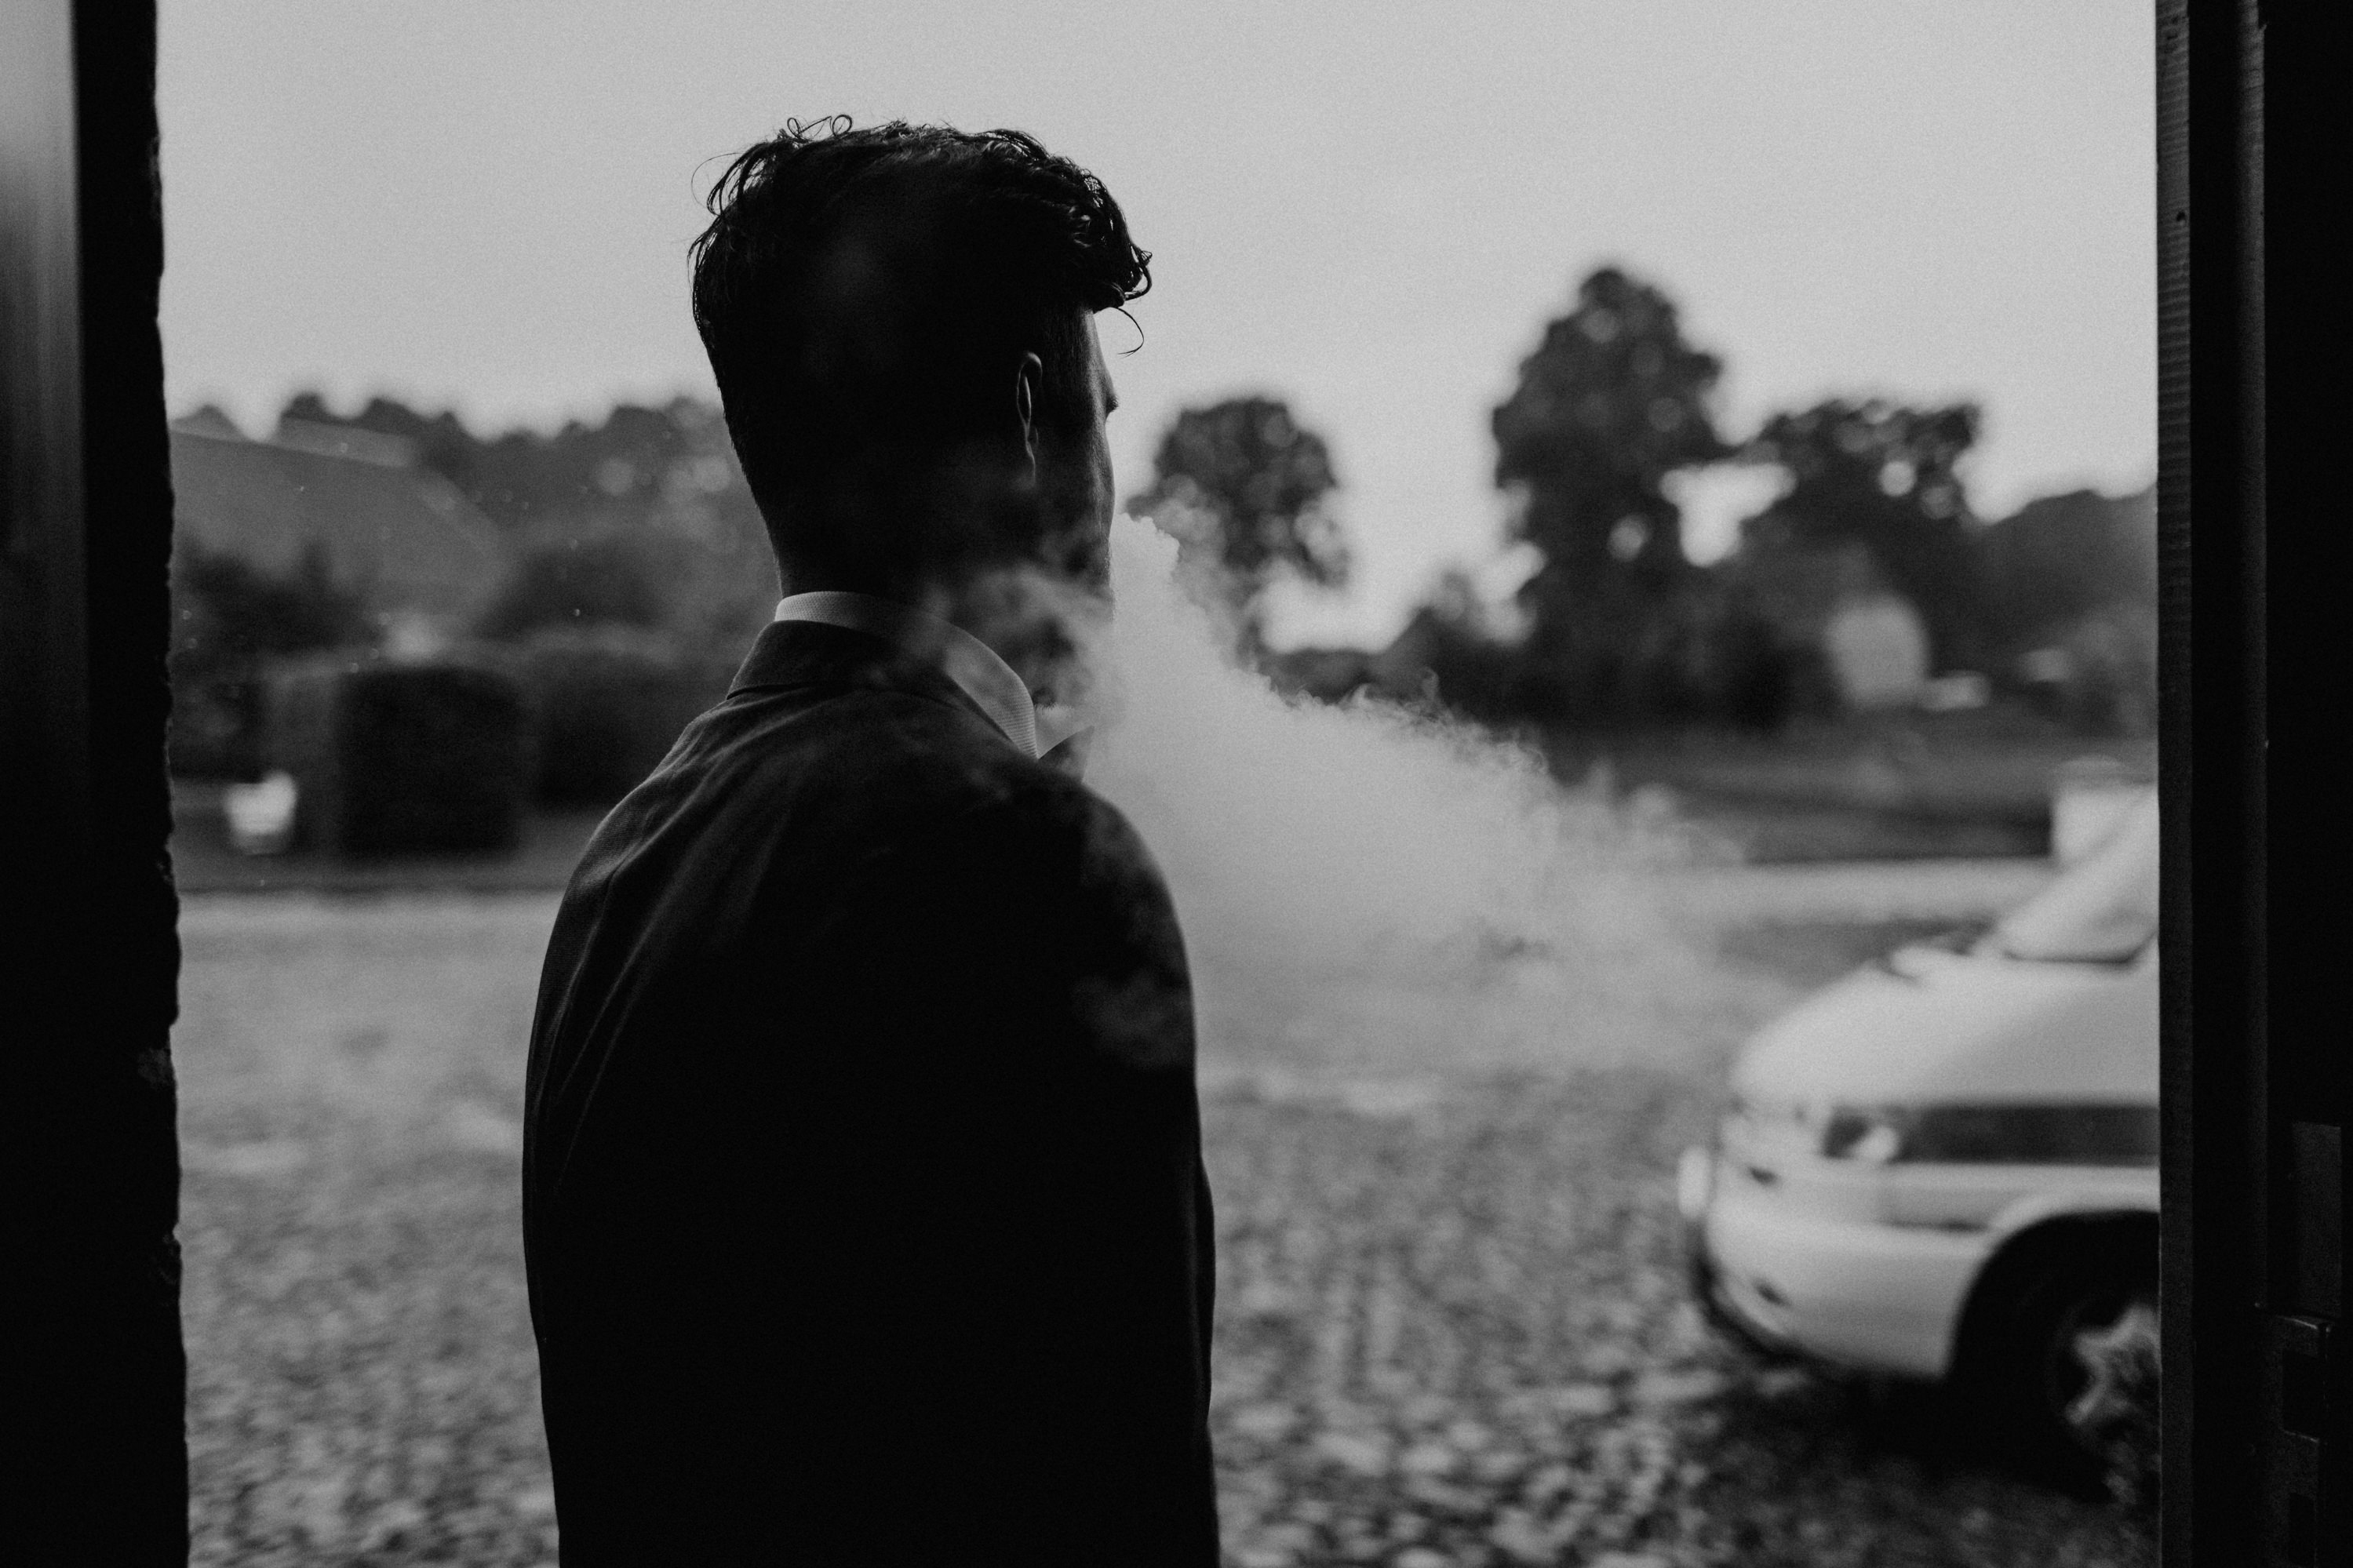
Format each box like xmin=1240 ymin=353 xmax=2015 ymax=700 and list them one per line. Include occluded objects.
xmin=1681 ymin=791 xmax=2159 ymax=1384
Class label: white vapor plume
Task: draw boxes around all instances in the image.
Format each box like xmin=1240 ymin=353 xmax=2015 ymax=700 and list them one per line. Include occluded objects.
xmin=1084 ymin=518 xmax=1740 ymax=1086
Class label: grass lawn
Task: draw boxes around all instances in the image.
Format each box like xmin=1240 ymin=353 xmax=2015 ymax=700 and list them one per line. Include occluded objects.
xmin=1543 ymin=709 xmax=2155 ymax=863
xmin=177 ymin=877 xmax=2149 ymax=1567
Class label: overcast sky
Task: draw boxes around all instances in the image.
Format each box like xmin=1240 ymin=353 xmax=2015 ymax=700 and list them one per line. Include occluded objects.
xmin=158 ymin=0 xmax=2153 ymax=646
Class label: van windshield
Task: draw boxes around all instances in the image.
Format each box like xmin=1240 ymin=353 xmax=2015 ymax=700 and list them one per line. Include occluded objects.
xmin=1980 ymin=791 xmax=2158 ymax=964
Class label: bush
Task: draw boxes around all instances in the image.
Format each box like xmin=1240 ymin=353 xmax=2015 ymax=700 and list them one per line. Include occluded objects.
xmin=1629 ymin=588 xmax=1838 ymax=733
xmin=1426 ymin=580 xmax=1834 ymax=733
xmin=263 ymin=653 xmax=531 ymax=855
xmin=505 ymin=625 xmax=728 ymax=805
xmin=1418 ymin=624 xmax=1535 ymax=722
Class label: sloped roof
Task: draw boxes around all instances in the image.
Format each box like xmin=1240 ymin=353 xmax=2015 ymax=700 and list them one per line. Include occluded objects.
xmin=169 ymin=426 xmax=506 ymax=626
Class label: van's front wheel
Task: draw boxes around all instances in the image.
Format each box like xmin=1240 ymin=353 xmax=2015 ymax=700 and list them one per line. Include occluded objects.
xmin=1966 ymin=1239 xmax=2159 ymax=1497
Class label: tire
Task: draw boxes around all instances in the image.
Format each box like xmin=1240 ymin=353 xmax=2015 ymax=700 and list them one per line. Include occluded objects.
xmin=1961 ymin=1235 xmax=2159 ymax=1493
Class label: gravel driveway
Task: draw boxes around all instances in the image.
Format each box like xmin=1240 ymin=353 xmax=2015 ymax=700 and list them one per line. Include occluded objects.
xmin=176 ymin=865 xmax=2147 ymax=1566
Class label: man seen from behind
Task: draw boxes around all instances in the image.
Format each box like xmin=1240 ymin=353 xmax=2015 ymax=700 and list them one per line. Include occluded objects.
xmin=521 ymin=118 xmax=1218 ymax=1565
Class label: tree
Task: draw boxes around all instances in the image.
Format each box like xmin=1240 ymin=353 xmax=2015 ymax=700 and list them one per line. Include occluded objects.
xmin=1735 ymin=398 xmax=1986 ymax=672
xmin=1973 ymin=486 xmax=2154 ymax=652
xmin=1490 ymin=266 xmax=1730 ymax=720
xmin=170 ymin=538 xmax=373 ymax=684
xmin=1129 ymin=395 xmax=1347 ymax=658
xmin=476 ymin=533 xmax=674 ymax=642
xmin=1973 ymin=486 xmax=2156 ymax=733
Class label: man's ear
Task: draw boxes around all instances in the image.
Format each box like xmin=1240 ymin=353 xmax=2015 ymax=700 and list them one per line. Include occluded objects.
xmin=1013 ymin=351 xmax=1044 ymax=486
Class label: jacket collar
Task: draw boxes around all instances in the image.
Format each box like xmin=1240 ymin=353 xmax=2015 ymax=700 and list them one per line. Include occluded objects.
xmin=729 ymin=601 xmax=1036 ymax=758
xmin=771 ymin=591 xmax=1040 ymax=757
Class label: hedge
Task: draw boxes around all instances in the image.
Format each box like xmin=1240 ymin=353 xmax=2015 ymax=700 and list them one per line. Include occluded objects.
xmin=501 ymin=625 xmax=730 ymax=806
xmin=262 ymin=652 xmax=531 ymax=856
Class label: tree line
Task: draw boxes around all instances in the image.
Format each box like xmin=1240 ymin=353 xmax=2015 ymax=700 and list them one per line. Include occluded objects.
xmin=1132 ymin=266 xmax=2153 ymax=737
xmin=177 ymin=261 xmax=2152 ymax=759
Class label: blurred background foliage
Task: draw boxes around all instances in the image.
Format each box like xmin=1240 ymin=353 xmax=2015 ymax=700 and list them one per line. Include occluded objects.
xmin=168 ymin=393 xmax=777 ymax=805
xmin=1255 ymin=264 xmax=2154 ymax=757
xmin=1128 ymin=395 xmax=1350 ymax=662
xmin=167 ymin=262 xmax=2154 ymax=828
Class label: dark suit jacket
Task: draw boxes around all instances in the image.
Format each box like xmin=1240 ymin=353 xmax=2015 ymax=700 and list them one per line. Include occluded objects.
xmin=523 ymin=620 xmax=1218 ymax=1566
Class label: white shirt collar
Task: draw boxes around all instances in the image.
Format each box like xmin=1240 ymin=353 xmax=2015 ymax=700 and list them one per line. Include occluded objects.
xmin=774 ymin=591 xmax=1040 ymax=758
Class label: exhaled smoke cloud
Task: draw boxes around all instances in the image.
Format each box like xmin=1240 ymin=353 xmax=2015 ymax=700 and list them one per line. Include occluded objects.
xmin=1084 ymin=519 xmax=1741 ymax=1084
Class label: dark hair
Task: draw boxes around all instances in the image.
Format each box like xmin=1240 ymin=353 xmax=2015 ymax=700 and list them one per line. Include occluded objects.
xmin=690 ymin=117 xmax=1150 ymax=584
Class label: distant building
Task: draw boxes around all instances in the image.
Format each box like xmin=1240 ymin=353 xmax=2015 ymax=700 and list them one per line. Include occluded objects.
xmin=169 ymin=414 xmax=504 ymax=644
xmin=270 ymin=415 xmax=421 ymax=469
xmin=1821 ymin=594 xmax=1930 ymax=708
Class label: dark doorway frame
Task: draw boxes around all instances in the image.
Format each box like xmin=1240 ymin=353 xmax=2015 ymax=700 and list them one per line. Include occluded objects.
xmin=0 ymin=1 xmax=184 ymax=1556
xmin=2159 ymin=2 xmax=2352 ymax=1563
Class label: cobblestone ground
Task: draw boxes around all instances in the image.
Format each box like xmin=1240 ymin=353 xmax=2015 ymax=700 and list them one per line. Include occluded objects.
xmin=178 ymin=890 xmax=2151 ymax=1566
xmin=1202 ymin=1075 xmax=2151 ymax=1568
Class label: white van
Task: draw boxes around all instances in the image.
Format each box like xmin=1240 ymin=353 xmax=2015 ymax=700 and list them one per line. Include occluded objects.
xmin=1679 ymin=790 xmax=2159 ymax=1471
